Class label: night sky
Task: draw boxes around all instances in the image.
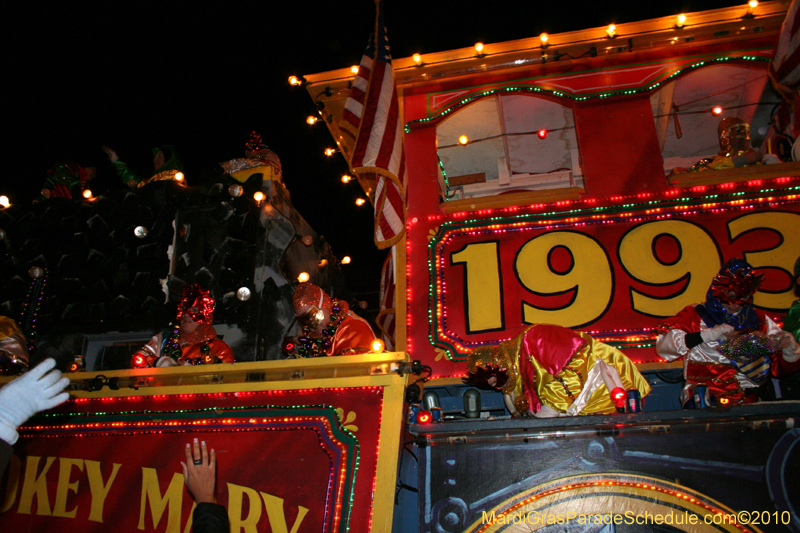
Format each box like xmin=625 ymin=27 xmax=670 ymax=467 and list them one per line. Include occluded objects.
xmin=3 ymin=0 xmax=748 ymax=302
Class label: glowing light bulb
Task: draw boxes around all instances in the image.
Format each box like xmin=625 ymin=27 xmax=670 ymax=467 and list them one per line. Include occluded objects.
xmin=83 ymin=189 xmax=93 ymax=199
xmin=539 ymin=33 xmax=549 ymax=45
xmin=134 ymin=226 xmax=148 ymax=238
xmin=324 ymin=148 xmax=336 ymax=156
xmin=458 ymin=135 xmax=469 ymax=145
xmin=416 ymin=410 xmax=432 ymax=424
xmin=297 ymin=272 xmax=310 ymax=283
xmin=711 ymin=106 xmax=723 ymax=116
xmin=606 ymin=24 xmax=616 ymax=38
xmin=253 ymin=191 xmax=265 ymax=202
xmin=341 ymin=174 xmax=352 ymax=183
xmin=537 ymin=129 xmax=548 ymax=139
xmin=301 ymin=235 xmax=313 ymax=246
xmin=676 ymin=14 xmax=686 ymax=27
xmin=307 ymin=115 xmax=319 ymax=125
xmin=748 ymin=0 xmax=758 ymax=8
xmin=355 ymin=198 xmax=366 ymax=206
xmin=0 ymin=196 xmax=9 ymax=208
xmin=341 ymin=256 xmax=351 ymax=264
xmin=371 ymin=339 xmax=385 ymax=353
xmin=288 ymin=75 xmax=303 ymax=86
xmin=412 ymin=53 xmax=422 ymax=64
xmin=474 ymin=42 xmax=484 ymax=53
xmin=236 ymin=287 xmax=251 ymax=301
xmin=350 ymin=65 xmax=359 ymax=74
xmin=175 ymin=172 xmax=184 ymax=182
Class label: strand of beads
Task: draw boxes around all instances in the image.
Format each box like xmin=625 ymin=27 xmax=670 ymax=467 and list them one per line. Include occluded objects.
xmin=297 ymin=299 xmax=345 ymax=357
xmin=19 ymin=267 xmax=48 ymax=356
xmin=164 ymin=324 xmax=183 ymax=363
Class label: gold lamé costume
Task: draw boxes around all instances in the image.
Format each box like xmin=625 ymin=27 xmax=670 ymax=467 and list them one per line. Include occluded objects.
xmin=467 ymin=324 xmax=650 ymax=417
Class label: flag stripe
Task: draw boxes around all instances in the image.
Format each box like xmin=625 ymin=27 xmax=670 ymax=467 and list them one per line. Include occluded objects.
xmin=338 ymin=0 xmax=406 ymax=249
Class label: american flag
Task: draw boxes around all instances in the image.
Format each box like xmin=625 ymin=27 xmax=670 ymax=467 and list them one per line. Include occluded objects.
xmin=376 ymin=252 xmax=396 ymax=350
xmin=770 ymin=0 xmax=800 ymax=93
xmin=339 ymin=0 xmax=406 ymax=249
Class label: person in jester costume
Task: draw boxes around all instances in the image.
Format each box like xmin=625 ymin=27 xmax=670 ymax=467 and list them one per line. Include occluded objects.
xmin=783 ymin=256 xmax=800 ymax=344
xmin=103 ymin=144 xmax=186 ymax=188
xmin=39 ymin=161 xmax=95 ymax=201
xmin=131 ymin=285 xmax=234 ymax=368
xmin=655 ymin=258 xmax=799 ymax=407
xmin=0 ymin=317 xmax=29 ymax=374
xmin=463 ymin=324 xmax=650 ymax=417
xmin=292 ymin=282 xmax=375 ymax=357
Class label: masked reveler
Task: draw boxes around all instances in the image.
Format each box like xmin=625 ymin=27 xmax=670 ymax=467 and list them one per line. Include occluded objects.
xmin=656 ymin=258 xmax=800 ymax=406
xmin=103 ymin=145 xmax=186 ymax=188
xmin=784 ymin=257 xmax=800 ymax=345
xmin=131 ymin=285 xmax=234 ymax=368
xmin=39 ymin=162 xmax=96 ymax=201
xmin=292 ymin=282 xmax=375 ymax=357
xmin=0 ymin=317 xmax=29 ymax=375
xmin=464 ymin=324 xmax=650 ymax=417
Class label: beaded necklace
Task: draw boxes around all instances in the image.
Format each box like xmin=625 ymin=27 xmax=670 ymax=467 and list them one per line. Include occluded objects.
xmin=163 ymin=323 xmax=217 ymax=364
xmin=297 ymin=299 xmax=345 ymax=357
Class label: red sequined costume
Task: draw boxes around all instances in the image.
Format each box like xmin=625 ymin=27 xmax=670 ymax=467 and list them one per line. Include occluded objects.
xmin=656 ymin=259 xmax=799 ymax=406
xmin=131 ymin=285 xmax=234 ymax=368
xmin=292 ymin=283 xmax=375 ymax=356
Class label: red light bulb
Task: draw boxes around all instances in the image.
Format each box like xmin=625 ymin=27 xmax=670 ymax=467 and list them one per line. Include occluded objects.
xmin=416 ymin=410 xmax=432 ymax=424
xmin=537 ymin=129 xmax=548 ymax=139
xmin=132 ymin=354 xmax=147 ymax=368
xmin=610 ymin=387 xmax=626 ymax=407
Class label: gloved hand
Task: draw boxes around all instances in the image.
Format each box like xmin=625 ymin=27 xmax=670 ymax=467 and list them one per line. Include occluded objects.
xmin=155 ymin=356 xmax=179 ymax=367
xmin=770 ymin=331 xmax=800 ymax=363
xmin=700 ymin=324 xmax=735 ymax=343
xmin=0 ymin=358 xmax=70 ymax=445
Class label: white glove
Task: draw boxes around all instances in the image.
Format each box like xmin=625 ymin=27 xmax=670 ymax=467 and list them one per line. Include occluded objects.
xmin=0 ymin=358 xmax=70 ymax=445
xmin=700 ymin=324 xmax=735 ymax=343
xmin=770 ymin=331 xmax=800 ymax=363
xmin=155 ymin=356 xmax=179 ymax=367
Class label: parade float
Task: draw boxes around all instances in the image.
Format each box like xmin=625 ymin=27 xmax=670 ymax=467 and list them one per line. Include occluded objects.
xmin=0 ymin=143 xmax=408 ymax=532
xmin=301 ymin=2 xmax=800 ymax=532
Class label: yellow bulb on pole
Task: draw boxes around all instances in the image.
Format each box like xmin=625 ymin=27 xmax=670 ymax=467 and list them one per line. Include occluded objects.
xmin=748 ymin=0 xmax=758 ymax=8
xmin=307 ymin=115 xmax=319 ymax=125
xmin=474 ymin=42 xmax=484 ymax=54
xmin=341 ymin=175 xmax=353 ymax=183
xmin=539 ymin=33 xmax=549 ymax=45
xmin=676 ymin=14 xmax=686 ymax=27
xmin=412 ymin=53 xmax=422 ymax=64
xmin=288 ymin=75 xmax=301 ymax=86
xmin=355 ymin=198 xmax=366 ymax=206
xmin=606 ymin=24 xmax=616 ymax=38
xmin=324 ymin=148 xmax=336 ymax=156
xmin=350 ymin=65 xmax=360 ymax=74
xmin=458 ymin=135 xmax=469 ymax=146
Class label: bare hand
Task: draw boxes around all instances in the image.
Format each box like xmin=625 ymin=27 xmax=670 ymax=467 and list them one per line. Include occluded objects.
xmin=102 ymin=146 xmax=119 ymax=163
xmin=181 ymin=438 xmax=216 ymax=504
